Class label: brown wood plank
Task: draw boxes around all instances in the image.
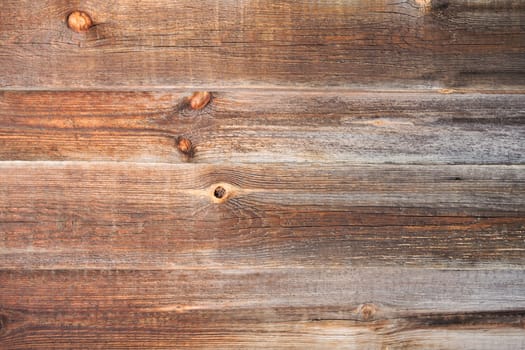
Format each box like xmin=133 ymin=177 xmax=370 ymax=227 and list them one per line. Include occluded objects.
xmin=0 ymin=268 xmax=524 ymax=349
xmin=1 ymin=90 xmax=523 ymax=164
xmin=0 ymin=0 xmax=524 ymax=89
xmin=1 ymin=0 xmax=523 ymax=348
xmin=1 ymin=162 xmax=523 ymax=269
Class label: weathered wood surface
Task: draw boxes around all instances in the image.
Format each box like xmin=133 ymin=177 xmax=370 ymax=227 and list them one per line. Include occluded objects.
xmin=0 ymin=89 xmax=525 ymax=349
xmin=0 ymin=91 xmax=523 ymax=164
xmin=0 ymin=0 xmax=524 ymax=89
xmin=1 ymin=268 xmax=525 ymax=349
xmin=0 ymin=162 xmax=524 ymax=270
xmin=1 ymin=0 xmax=525 ymax=347
xmin=0 ymin=90 xmax=524 ymax=346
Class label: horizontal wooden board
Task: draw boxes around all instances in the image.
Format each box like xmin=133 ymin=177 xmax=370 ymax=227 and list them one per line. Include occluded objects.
xmin=1 ymin=90 xmax=524 ymax=164
xmin=0 ymin=162 xmax=523 ymax=269
xmin=2 ymin=0 xmax=524 ymax=348
xmin=0 ymin=0 xmax=524 ymax=89
xmin=0 ymin=268 xmax=524 ymax=349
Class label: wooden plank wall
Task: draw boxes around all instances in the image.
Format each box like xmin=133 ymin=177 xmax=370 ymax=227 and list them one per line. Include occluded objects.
xmin=0 ymin=0 xmax=524 ymax=349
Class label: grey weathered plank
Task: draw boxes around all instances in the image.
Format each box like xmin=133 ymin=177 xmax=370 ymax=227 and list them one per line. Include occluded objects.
xmin=0 ymin=0 xmax=524 ymax=89
xmin=0 ymin=162 xmax=523 ymax=269
xmin=0 ymin=268 xmax=524 ymax=349
xmin=0 ymin=90 xmax=523 ymax=164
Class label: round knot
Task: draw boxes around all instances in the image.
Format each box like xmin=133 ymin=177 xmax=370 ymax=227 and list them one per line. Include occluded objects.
xmin=176 ymin=137 xmax=194 ymax=157
xmin=209 ymin=183 xmax=237 ymax=203
xmin=188 ymin=91 xmax=211 ymax=110
xmin=67 ymin=11 xmax=93 ymax=33
xmin=214 ymin=186 xmax=226 ymax=199
xmin=358 ymin=303 xmax=377 ymax=321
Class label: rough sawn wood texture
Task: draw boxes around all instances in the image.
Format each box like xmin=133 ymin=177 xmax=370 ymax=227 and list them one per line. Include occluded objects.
xmin=0 ymin=0 xmax=524 ymax=89
xmin=0 ymin=0 xmax=524 ymax=349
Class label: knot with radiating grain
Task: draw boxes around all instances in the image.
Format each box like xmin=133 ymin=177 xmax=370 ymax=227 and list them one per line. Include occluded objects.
xmin=188 ymin=91 xmax=211 ymax=110
xmin=176 ymin=136 xmax=194 ymax=158
xmin=67 ymin=10 xmax=93 ymax=33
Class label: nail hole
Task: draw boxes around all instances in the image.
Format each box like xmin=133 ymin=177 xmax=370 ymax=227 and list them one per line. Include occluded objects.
xmin=213 ymin=186 xmax=226 ymax=199
xmin=448 ymin=176 xmax=463 ymax=181
xmin=67 ymin=11 xmax=93 ymax=33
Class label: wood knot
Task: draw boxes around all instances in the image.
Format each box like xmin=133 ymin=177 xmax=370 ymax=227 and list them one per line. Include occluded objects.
xmin=188 ymin=91 xmax=211 ymax=110
xmin=67 ymin=11 xmax=93 ymax=33
xmin=214 ymin=186 xmax=226 ymax=199
xmin=416 ymin=0 xmax=449 ymax=14
xmin=176 ymin=136 xmax=194 ymax=158
xmin=432 ymin=0 xmax=449 ymax=11
xmin=209 ymin=183 xmax=236 ymax=203
xmin=358 ymin=303 xmax=377 ymax=321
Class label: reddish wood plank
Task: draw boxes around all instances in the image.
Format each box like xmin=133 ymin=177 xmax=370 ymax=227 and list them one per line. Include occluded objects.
xmin=0 ymin=91 xmax=523 ymax=164
xmin=0 ymin=0 xmax=524 ymax=89
xmin=0 ymin=162 xmax=523 ymax=269
xmin=0 ymin=268 xmax=524 ymax=349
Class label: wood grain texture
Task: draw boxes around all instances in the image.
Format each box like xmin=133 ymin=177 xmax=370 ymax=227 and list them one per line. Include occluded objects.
xmin=2 ymin=0 xmax=525 ymax=347
xmin=0 ymin=0 xmax=524 ymax=89
xmin=1 ymin=90 xmax=523 ymax=164
xmin=0 ymin=268 xmax=524 ymax=349
xmin=0 ymin=162 xmax=523 ymax=269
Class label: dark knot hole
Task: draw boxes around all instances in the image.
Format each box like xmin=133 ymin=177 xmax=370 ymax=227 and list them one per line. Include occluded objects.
xmin=214 ymin=186 xmax=226 ymax=199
